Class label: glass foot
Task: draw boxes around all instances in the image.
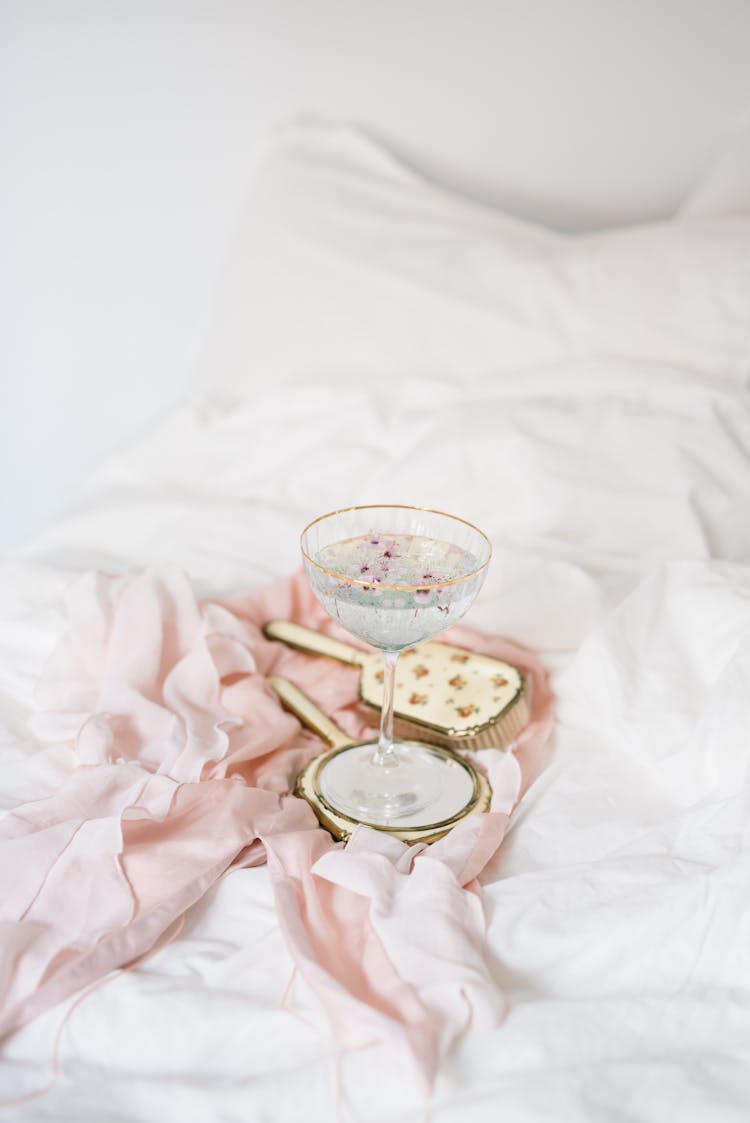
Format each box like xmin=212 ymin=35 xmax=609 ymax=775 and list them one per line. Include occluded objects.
xmin=317 ymin=741 xmax=476 ymax=829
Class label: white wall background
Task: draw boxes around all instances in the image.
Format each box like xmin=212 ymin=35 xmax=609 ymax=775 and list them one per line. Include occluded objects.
xmin=2 ymin=0 xmax=750 ymax=554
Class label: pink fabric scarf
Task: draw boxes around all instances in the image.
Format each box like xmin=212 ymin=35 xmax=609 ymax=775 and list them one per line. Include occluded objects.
xmin=0 ymin=567 xmax=553 ymax=1085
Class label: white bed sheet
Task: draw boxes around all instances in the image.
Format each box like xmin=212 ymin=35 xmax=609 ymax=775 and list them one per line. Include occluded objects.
xmin=1 ymin=359 xmax=750 ymax=1121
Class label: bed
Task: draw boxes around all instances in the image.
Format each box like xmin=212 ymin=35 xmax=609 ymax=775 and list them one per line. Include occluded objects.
xmin=1 ymin=123 xmax=750 ymax=1122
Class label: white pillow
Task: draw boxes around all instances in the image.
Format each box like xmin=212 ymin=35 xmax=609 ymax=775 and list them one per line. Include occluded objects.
xmin=197 ymin=123 xmax=750 ymax=391
xmin=679 ymin=122 xmax=750 ymax=220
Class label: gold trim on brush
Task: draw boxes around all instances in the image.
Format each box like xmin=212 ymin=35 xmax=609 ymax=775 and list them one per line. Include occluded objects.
xmin=263 ymin=621 xmax=527 ymax=747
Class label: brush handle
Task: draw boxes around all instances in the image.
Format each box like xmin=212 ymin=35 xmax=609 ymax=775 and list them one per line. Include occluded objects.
xmin=263 ymin=620 xmax=366 ymax=667
xmin=268 ymin=675 xmax=353 ymax=750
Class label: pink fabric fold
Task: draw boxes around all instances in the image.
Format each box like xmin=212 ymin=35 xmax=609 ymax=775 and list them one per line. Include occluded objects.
xmin=0 ymin=566 xmax=553 ymax=1084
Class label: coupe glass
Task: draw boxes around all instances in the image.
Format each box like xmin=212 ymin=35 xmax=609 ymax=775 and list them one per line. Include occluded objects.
xmin=300 ymin=505 xmax=492 ymax=827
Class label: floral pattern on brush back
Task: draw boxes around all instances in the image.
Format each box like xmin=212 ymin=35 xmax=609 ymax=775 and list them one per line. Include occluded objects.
xmin=359 ymin=640 xmax=524 ymax=735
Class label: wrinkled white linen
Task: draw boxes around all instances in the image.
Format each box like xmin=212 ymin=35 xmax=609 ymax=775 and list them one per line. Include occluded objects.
xmin=1 ymin=360 xmax=749 ymax=1120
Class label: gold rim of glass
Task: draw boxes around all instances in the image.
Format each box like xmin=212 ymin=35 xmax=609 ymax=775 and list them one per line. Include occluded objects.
xmin=300 ymin=503 xmax=492 ymax=591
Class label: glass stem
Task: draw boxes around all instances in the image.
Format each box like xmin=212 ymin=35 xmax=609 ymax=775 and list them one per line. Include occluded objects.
xmin=373 ymin=649 xmax=399 ymax=767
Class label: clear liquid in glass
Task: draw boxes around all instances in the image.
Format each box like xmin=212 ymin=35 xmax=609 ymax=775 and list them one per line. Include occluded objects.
xmin=313 ymin=532 xmax=481 ymax=649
